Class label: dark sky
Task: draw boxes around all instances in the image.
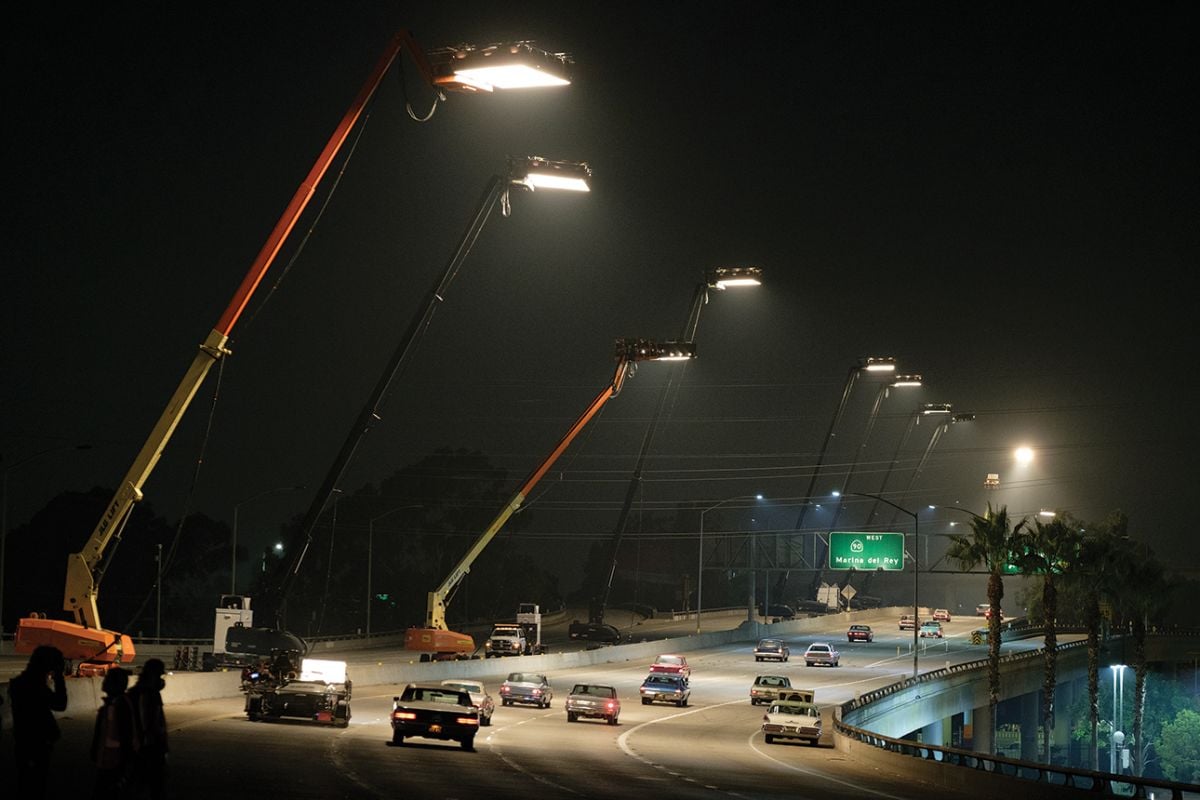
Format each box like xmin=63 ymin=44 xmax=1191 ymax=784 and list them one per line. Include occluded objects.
xmin=4 ymin=3 xmax=1197 ymax=597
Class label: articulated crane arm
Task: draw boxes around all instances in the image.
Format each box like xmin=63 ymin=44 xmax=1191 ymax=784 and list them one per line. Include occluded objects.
xmin=405 ymin=338 xmax=694 ymax=656
xmin=16 ymin=30 xmax=463 ymax=668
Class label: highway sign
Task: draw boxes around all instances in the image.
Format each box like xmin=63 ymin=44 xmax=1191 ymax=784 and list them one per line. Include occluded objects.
xmin=829 ymin=532 xmax=905 ymax=571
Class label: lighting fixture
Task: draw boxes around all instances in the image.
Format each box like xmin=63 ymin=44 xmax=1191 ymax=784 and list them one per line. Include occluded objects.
xmin=862 ymin=356 xmax=897 ymax=372
xmin=509 ymin=156 xmax=592 ymax=192
xmin=432 ymin=42 xmax=571 ymax=92
xmin=616 ymin=338 xmax=697 ymax=362
xmin=707 ymin=266 xmax=763 ymax=289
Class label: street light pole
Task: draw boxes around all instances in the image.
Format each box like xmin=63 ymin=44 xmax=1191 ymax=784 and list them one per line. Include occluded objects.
xmin=367 ymin=506 xmax=422 ymax=637
xmin=842 ymin=491 xmax=920 ymax=679
xmin=0 ymin=443 xmax=91 ymax=640
xmin=698 ymin=494 xmax=762 ymax=634
xmin=232 ymin=485 xmax=304 ymax=595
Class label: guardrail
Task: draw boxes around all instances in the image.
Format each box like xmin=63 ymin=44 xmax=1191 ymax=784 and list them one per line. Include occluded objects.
xmin=834 ymin=634 xmax=1198 ymax=799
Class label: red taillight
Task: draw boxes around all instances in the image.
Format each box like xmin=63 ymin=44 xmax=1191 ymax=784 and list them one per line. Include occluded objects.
xmin=393 ymin=711 xmax=417 ymax=721
xmin=456 ymin=717 xmax=480 ymax=726
xmin=606 ymin=702 xmax=615 ymax=710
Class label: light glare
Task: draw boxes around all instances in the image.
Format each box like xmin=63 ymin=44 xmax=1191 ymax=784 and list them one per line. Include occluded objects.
xmin=454 ymin=64 xmax=570 ymax=90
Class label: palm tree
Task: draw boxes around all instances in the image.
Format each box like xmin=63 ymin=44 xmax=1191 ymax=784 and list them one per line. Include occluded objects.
xmin=945 ymin=502 xmax=1026 ymax=753
xmin=1110 ymin=537 xmax=1168 ymax=776
xmin=1070 ymin=514 xmax=1126 ymax=770
xmin=1011 ymin=514 xmax=1082 ymax=763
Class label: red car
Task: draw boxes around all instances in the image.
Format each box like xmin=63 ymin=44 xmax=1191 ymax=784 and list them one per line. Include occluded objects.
xmin=648 ymin=654 xmax=690 ymax=680
xmin=846 ymin=624 xmax=874 ymax=642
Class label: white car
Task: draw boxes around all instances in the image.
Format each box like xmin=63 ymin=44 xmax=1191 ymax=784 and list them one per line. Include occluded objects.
xmin=761 ymin=699 xmax=822 ymax=745
xmin=440 ymin=679 xmax=495 ymax=725
xmin=803 ymin=642 xmax=840 ymax=667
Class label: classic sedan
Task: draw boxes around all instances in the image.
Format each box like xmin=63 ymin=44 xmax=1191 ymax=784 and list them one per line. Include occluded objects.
xmin=565 ymin=683 xmax=621 ymax=725
xmin=932 ymin=608 xmax=952 ymax=622
xmin=803 ymin=642 xmax=840 ymax=667
xmin=761 ymin=699 xmax=822 ymax=745
xmin=919 ymin=621 xmax=944 ymax=638
xmin=498 ymin=672 xmax=553 ymax=708
xmin=648 ymin=654 xmax=691 ymax=679
xmin=440 ymin=679 xmax=494 ymax=726
xmin=390 ymin=683 xmax=479 ymax=751
xmin=754 ymin=638 xmax=790 ymax=662
xmin=899 ymin=614 xmax=921 ymax=630
xmin=846 ymin=624 xmax=874 ymax=642
xmin=639 ymin=674 xmax=690 ymax=706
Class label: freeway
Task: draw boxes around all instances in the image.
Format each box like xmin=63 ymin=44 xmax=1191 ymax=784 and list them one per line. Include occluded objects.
xmin=1 ymin=610 xmax=1040 ymax=799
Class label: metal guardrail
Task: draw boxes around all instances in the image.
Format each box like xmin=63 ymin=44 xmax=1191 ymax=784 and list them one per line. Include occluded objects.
xmin=835 ymin=633 xmax=1198 ymax=799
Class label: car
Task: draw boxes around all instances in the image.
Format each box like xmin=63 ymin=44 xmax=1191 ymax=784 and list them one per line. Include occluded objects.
xmin=750 ymin=674 xmax=793 ymax=705
xmin=648 ymin=654 xmax=691 ymax=679
xmin=754 ymin=638 xmax=790 ymax=662
xmin=390 ymin=683 xmax=479 ymax=751
xmin=639 ymin=674 xmax=690 ymax=706
xmin=803 ymin=642 xmax=840 ymax=667
xmin=567 ymin=620 xmax=622 ymax=643
xmin=565 ymin=683 xmax=621 ymax=724
xmin=846 ymin=624 xmax=874 ymax=643
xmin=440 ymin=679 xmax=495 ymax=726
xmin=899 ymin=614 xmax=921 ymax=630
xmin=761 ymin=699 xmax=823 ymax=746
xmin=759 ymin=603 xmax=795 ymax=620
xmin=498 ymin=672 xmax=553 ymax=708
xmin=932 ymin=608 xmax=952 ymax=622
xmin=975 ymin=603 xmax=990 ymax=616
xmin=985 ymin=607 xmax=1005 ymax=621
xmin=919 ymin=621 xmax=944 ymax=638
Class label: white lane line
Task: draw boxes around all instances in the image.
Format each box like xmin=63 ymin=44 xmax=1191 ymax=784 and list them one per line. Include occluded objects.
xmin=745 ymin=729 xmax=908 ymax=800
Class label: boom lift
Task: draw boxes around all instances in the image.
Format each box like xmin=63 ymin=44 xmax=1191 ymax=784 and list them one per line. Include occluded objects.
xmin=404 ymin=338 xmax=695 ymax=659
xmin=14 ymin=31 xmax=570 ymax=672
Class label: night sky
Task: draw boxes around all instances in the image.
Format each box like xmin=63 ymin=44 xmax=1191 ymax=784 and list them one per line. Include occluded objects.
xmin=4 ymin=3 xmax=1197 ymax=609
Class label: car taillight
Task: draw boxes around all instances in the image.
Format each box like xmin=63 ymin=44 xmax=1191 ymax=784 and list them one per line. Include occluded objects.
xmin=456 ymin=717 xmax=480 ymax=726
xmin=393 ymin=711 xmax=417 ymax=721
xmin=500 ymin=686 xmax=510 ymax=694
xmin=606 ymin=702 xmax=615 ymax=710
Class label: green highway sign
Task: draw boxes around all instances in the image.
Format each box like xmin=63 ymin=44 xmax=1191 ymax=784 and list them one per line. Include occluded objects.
xmin=829 ymin=532 xmax=905 ymax=571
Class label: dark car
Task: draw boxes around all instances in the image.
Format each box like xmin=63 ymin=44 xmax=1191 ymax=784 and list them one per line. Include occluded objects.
xmin=846 ymin=624 xmax=874 ymax=643
xmin=639 ymin=674 xmax=690 ymax=706
xmin=754 ymin=638 xmax=790 ymax=662
xmin=568 ymin=620 xmax=622 ymax=643
xmin=390 ymin=683 xmax=479 ymax=751
xmin=759 ymin=604 xmax=795 ymax=620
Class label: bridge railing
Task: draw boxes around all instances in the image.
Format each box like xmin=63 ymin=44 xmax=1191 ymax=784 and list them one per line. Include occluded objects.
xmin=834 ymin=634 xmax=1197 ymax=800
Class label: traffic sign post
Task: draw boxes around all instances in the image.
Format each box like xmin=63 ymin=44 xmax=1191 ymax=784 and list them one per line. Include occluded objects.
xmin=828 ymin=532 xmax=905 ymax=571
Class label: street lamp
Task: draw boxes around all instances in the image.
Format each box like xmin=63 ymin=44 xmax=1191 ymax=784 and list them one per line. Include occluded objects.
xmin=367 ymin=506 xmax=422 ymax=637
xmin=698 ymin=494 xmax=763 ymax=634
xmin=840 ymin=491 xmax=920 ymax=679
xmin=1110 ymin=663 xmax=1128 ymax=773
xmin=232 ymin=485 xmax=304 ymax=595
xmin=1 ymin=443 xmax=92 ymax=639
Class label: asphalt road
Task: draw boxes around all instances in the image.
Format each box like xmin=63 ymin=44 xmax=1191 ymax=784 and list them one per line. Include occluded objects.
xmin=1 ymin=611 xmax=1027 ymax=799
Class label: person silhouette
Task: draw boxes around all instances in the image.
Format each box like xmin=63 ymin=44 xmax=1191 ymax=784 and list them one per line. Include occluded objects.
xmin=91 ymin=666 xmax=134 ymax=797
xmin=6 ymin=644 xmax=68 ymax=798
xmin=127 ymin=658 xmax=169 ymax=799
